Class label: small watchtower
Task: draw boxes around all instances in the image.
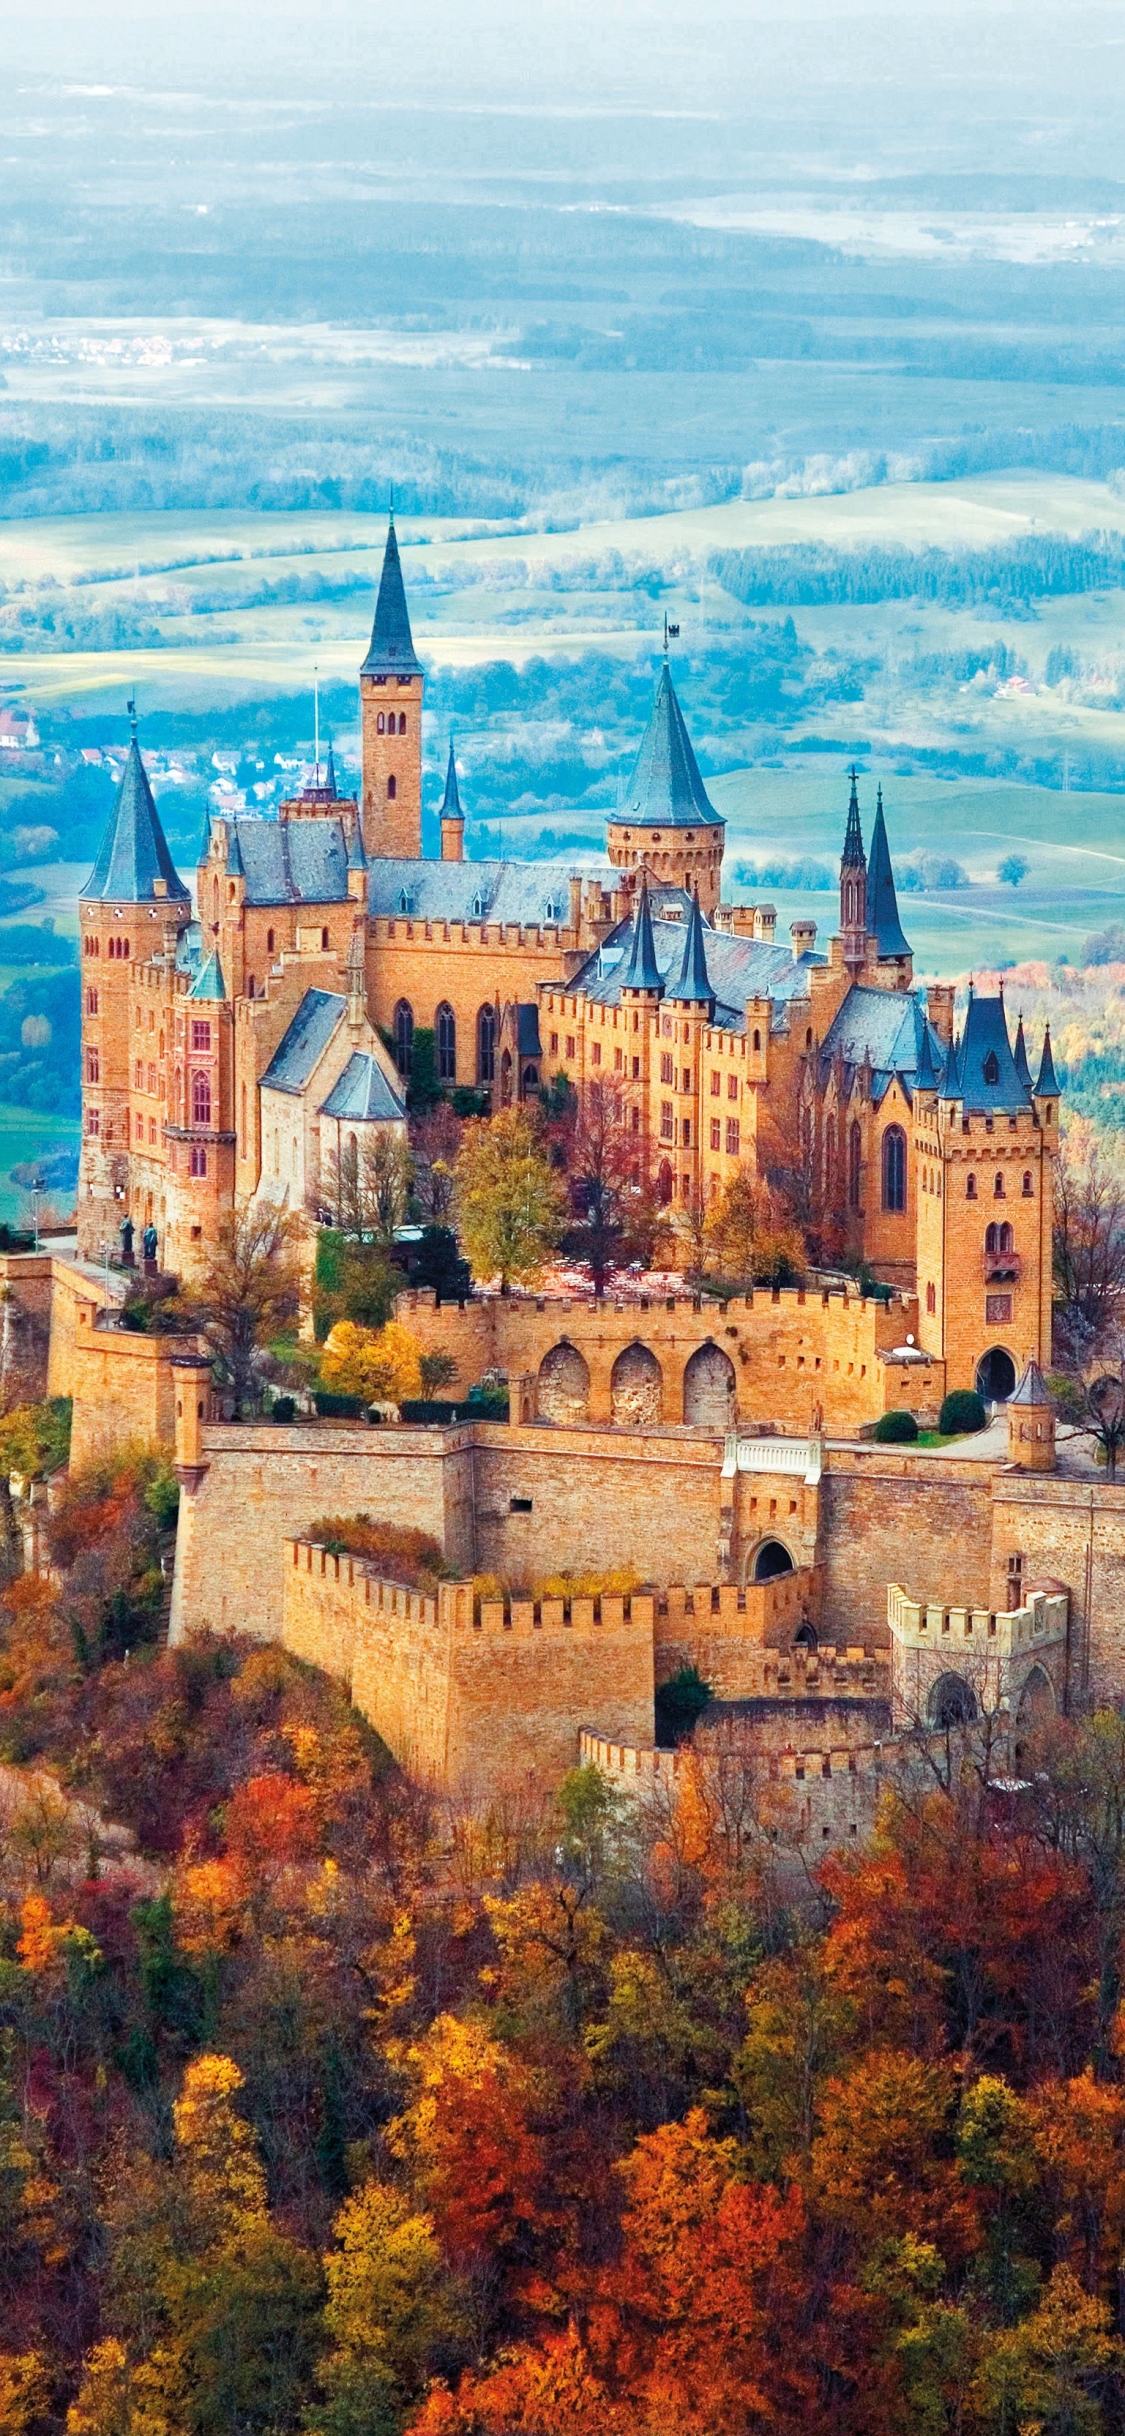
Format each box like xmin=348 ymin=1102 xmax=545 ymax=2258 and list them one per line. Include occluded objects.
xmin=1006 ymin=1359 xmax=1056 ymax=1472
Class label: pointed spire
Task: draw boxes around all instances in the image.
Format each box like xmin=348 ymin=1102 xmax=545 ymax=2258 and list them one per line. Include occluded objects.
xmin=916 ymin=1021 xmax=940 ymax=1092
xmin=80 ymin=717 xmax=191 ymax=905
xmin=867 ymin=783 xmax=911 ymax=959
xmin=618 ymin=663 xmax=723 ymax=831
xmin=225 ymin=821 xmax=244 ymax=879
xmin=1013 ymin=1013 xmax=1032 ymax=1089
xmin=439 ymin=738 xmax=463 ymax=821
xmin=1035 ymin=1023 xmax=1060 ymax=1098
xmin=670 ymin=886 xmax=714 ymax=1007
xmin=189 ymin=950 xmax=226 ymax=1001
xmin=841 ymin=767 xmax=865 ymax=870
xmin=346 ymin=817 xmax=367 ymax=873
xmin=938 ymin=1029 xmax=962 ymax=1099
xmin=324 ymin=740 xmax=338 ymax=800
xmin=618 ymin=868 xmax=664 ymax=995
xmin=1009 ymin=1358 xmax=1052 ymax=1408
xmin=360 ymin=516 xmax=422 ymax=678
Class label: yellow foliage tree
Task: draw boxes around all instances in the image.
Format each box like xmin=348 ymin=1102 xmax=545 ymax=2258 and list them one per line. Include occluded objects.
xmin=704 ymin=1164 xmax=805 ymax=1287
xmin=0 ymin=2351 xmax=50 ymax=2436
xmin=311 ymin=2180 xmax=454 ymax=2432
xmin=455 ymin=1106 xmax=566 ymax=1293
xmin=321 ymin=1319 xmax=423 ymax=1405
xmin=171 ymin=2053 xmax=269 ymax=2253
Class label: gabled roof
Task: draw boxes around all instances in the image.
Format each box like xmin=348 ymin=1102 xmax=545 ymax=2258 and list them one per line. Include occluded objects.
xmin=439 ymin=739 xmax=464 ymax=821
xmin=360 ymin=518 xmax=423 ymax=678
xmin=615 ymin=662 xmax=723 ymax=832
xmin=224 ymin=816 xmax=351 ymax=906
xmin=319 ymin=1052 xmax=406 ymax=1123
xmin=951 ymin=990 xmax=1030 ymax=1113
xmin=867 ymin=787 xmax=911 ymax=960
xmin=189 ymin=951 xmax=226 ymax=1002
xmin=669 ymin=888 xmax=713 ymax=1005
xmin=81 ymin=736 xmax=191 ymax=905
xmin=260 ymin=989 xmax=345 ymax=1095
xmin=618 ymin=870 xmax=663 ymax=994
xmin=367 ymin=856 xmax=608 ymax=928
xmin=820 ymin=986 xmax=943 ymax=1105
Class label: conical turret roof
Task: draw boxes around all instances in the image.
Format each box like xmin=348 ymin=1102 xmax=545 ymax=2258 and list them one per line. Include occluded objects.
xmin=618 ymin=869 xmax=663 ymax=994
xmin=439 ymin=739 xmax=464 ymax=821
xmin=81 ymin=734 xmax=191 ymax=905
xmin=617 ymin=662 xmax=723 ymax=831
xmin=1013 ymin=1014 xmax=1032 ymax=1089
xmin=916 ymin=1020 xmax=940 ymax=1091
xmin=669 ymin=887 xmax=714 ymax=1005
xmin=1036 ymin=1024 xmax=1060 ymax=1097
xmin=957 ymin=988 xmax=1029 ymax=1112
xmin=324 ymin=741 xmax=339 ymax=799
xmin=360 ymin=517 xmax=422 ymax=678
xmin=1009 ymin=1358 xmax=1052 ymax=1408
xmin=867 ymin=785 xmax=911 ymax=959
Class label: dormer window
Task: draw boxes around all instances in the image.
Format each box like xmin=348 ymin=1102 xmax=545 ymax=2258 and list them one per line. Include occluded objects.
xmin=983 ymin=1050 xmax=1000 ymax=1086
xmin=472 ymin=892 xmax=485 ymax=919
xmin=544 ymin=897 xmax=560 ymax=923
xmin=398 ymin=889 xmax=413 ymax=917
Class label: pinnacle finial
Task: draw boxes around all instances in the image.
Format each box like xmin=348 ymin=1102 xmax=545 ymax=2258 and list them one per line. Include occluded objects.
xmin=127 ymin=695 xmax=138 ymax=737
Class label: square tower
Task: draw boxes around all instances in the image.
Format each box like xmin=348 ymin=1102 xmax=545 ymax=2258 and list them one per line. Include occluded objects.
xmin=359 ymin=517 xmax=424 ymax=860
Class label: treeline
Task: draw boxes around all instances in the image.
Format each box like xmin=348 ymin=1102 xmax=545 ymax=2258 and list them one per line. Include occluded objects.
xmin=711 ymin=531 xmax=1125 ymax=611
xmin=5 ymin=1459 xmax=1125 ymax=2431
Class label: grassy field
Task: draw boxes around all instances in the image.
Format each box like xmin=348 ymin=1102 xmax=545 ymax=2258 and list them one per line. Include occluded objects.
xmin=0 ymin=1105 xmax=79 ymax=1225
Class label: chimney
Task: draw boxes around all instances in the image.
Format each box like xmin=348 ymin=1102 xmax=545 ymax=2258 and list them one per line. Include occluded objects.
xmin=790 ymin=917 xmax=817 ymax=961
xmin=440 ymin=811 xmax=464 ymax=862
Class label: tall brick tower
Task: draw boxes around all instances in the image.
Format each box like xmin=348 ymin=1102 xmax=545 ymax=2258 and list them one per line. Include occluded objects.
xmin=360 ymin=516 xmax=424 ymax=860
xmin=839 ymin=768 xmax=868 ymax=971
xmin=78 ymin=723 xmax=191 ymax=1260
xmin=913 ymin=990 xmax=1058 ymax=1399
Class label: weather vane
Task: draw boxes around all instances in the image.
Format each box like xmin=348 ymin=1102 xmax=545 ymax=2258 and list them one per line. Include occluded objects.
xmin=663 ymin=613 xmax=680 ymax=656
xmin=127 ymin=695 xmax=138 ymax=734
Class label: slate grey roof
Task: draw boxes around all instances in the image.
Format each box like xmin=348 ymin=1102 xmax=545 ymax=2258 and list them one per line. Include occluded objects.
xmin=867 ymin=789 xmax=911 ymax=960
xmin=260 ymin=990 xmax=345 ymax=1094
xmin=360 ymin=520 xmax=423 ymax=678
xmin=942 ymin=990 xmax=1030 ymax=1113
xmin=614 ymin=663 xmax=723 ymax=832
xmin=618 ymin=872 xmax=663 ymax=994
xmin=1009 ymin=1359 xmax=1051 ymax=1407
xmin=571 ymin=911 xmax=819 ymax=1033
xmin=81 ymin=738 xmax=192 ymax=905
xmin=189 ymin=952 xmax=226 ymax=1002
xmin=439 ymin=740 xmax=464 ymax=821
xmin=820 ymin=987 xmax=944 ymax=1104
xmin=319 ymin=1052 xmax=406 ymax=1123
xmin=1036 ymin=1024 xmax=1060 ymax=1097
xmin=367 ymin=856 xmax=610 ymax=928
xmin=669 ymin=889 xmax=713 ymax=1005
xmin=517 ymin=1004 xmax=542 ymax=1058
xmin=225 ymin=816 xmax=351 ymax=906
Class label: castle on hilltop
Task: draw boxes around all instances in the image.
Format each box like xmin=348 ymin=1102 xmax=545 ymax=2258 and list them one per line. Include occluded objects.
xmin=77 ymin=517 xmax=1057 ymax=1401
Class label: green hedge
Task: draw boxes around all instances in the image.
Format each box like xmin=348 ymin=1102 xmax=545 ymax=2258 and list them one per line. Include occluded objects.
xmin=938 ymin=1388 xmax=987 ymax=1435
xmin=873 ymin=1409 xmax=919 ymax=1443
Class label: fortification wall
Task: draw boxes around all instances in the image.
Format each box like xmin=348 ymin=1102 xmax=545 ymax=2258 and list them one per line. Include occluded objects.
xmin=395 ymin=1283 xmax=938 ymax=1436
xmin=282 ymin=1549 xmax=654 ymax=1793
xmin=654 ymin=1570 xmax=826 ymax=1692
xmin=989 ymin=1476 xmax=1125 ymax=1707
xmin=46 ymin=1254 xmax=121 ymax=1404
xmin=468 ymin=1423 xmax=726 ymax=1586
xmin=817 ymin=1450 xmax=996 ymax=1646
xmin=578 ymin=1727 xmax=889 ymax=1849
xmin=69 ymin=1321 xmax=192 ymax=1472
xmin=170 ymin=1426 xmax=476 ymax=1645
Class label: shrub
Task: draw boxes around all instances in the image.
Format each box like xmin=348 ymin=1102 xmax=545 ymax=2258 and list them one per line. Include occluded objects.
xmin=312 ymin=1389 xmax=365 ymax=1419
xmin=270 ymin=1396 xmax=297 ymax=1424
xmin=938 ymin=1388 xmax=987 ymax=1435
xmin=655 ymin=1665 xmax=713 ymax=1747
xmin=303 ymin=1516 xmax=453 ymax=1588
xmin=874 ymin=1409 xmax=919 ymax=1443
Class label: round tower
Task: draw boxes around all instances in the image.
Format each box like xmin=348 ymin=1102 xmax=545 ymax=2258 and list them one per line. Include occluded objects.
xmin=605 ymin=660 xmax=724 ymax=916
xmin=1006 ymin=1360 xmax=1056 ymax=1472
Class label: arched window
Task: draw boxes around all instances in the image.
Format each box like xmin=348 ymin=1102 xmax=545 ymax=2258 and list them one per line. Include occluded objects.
xmin=752 ymin=1028 xmax=761 ymax=1052
xmin=984 ymin=1049 xmax=1000 ymax=1086
xmin=191 ymin=1071 xmax=212 ymax=1127
xmin=994 ymin=1170 xmax=1006 ymax=1198
xmin=882 ymin=1125 xmax=907 ymax=1213
xmin=387 ymin=774 xmax=397 ymax=800
xmin=1022 ymin=1169 xmax=1033 ymax=1196
xmin=321 ymin=927 xmax=329 ymax=951
xmin=393 ymin=1000 xmax=414 ymax=1077
xmin=477 ymin=1003 xmax=496 ymax=1085
xmin=436 ymin=1002 xmax=456 ymax=1083
xmin=926 ymin=1281 xmax=936 ymax=1313
xmin=966 ymin=1172 xmax=977 ymax=1199
xmin=189 ymin=1145 xmax=207 ymax=1179
xmin=848 ymin=1121 xmax=862 ymax=1211
xmin=377 ymin=712 xmax=385 ymax=734
xmin=267 ymin=928 xmax=275 ymax=955
xmin=247 ymin=975 xmax=255 ymax=999
xmin=399 ymin=712 xmax=407 ymax=734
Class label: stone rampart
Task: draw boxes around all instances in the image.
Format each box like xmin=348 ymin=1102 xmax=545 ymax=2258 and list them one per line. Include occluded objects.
xmin=394 ymin=1280 xmax=940 ymax=1437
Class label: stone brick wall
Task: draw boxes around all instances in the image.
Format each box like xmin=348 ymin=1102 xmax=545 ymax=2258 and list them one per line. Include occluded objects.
xmin=468 ymin=1423 xmax=726 ymax=1585
xmin=989 ymin=1476 xmax=1125 ymax=1707
xmin=817 ymin=1451 xmax=996 ymax=1646
xmin=69 ymin=1320 xmax=191 ymax=1472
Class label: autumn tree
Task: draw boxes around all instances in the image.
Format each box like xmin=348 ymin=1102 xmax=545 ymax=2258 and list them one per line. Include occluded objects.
xmin=183 ymin=1199 xmax=303 ymax=1415
xmin=1054 ymin=1116 xmax=1125 ymax=1356
xmin=704 ymin=1164 xmax=805 ymax=1288
xmin=410 ymin=1103 xmax=464 ymax=1227
xmin=320 ymin=1132 xmax=414 ymax=1247
xmin=561 ymin=1076 xmax=641 ymax=1295
xmin=455 ymin=1107 xmax=566 ymax=1294
xmin=320 ymin=1318 xmax=423 ymax=1406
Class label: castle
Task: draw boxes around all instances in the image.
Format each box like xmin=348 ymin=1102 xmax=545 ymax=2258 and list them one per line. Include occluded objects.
xmin=24 ymin=518 xmax=1116 ymax=1838
xmin=76 ymin=517 xmax=1057 ymax=1406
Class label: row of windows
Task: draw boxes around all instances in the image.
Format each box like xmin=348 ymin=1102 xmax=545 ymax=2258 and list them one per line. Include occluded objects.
xmin=84 ymin=935 xmax=130 ymax=959
xmin=709 ymin=1118 xmax=741 ymax=1154
xmin=966 ymin=1170 xmax=1033 ymax=1199
xmin=392 ymin=1001 xmax=497 ymax=1085
xmin=374 ymin=712 xmax=408 ymax=735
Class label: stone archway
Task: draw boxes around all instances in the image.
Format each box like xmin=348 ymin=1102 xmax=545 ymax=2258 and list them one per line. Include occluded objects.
xmin=753 ymin=1538 xmax=794 ymax=1582
xmin=928 ymin=1671 xmax=978 ymax=1728
xmin=1017 ymin=1663 xmax=1056 ymax=1726
xmin=976 ymin=1346 xmax=1017 ymax=1404
xmin=537 ymin=1340 xmax=590 ymax=1424
xmin=611 ymin=1340 xmax=663 ymax=1427
xmin=683 ymin=1340 xmax=736 ymax=1430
